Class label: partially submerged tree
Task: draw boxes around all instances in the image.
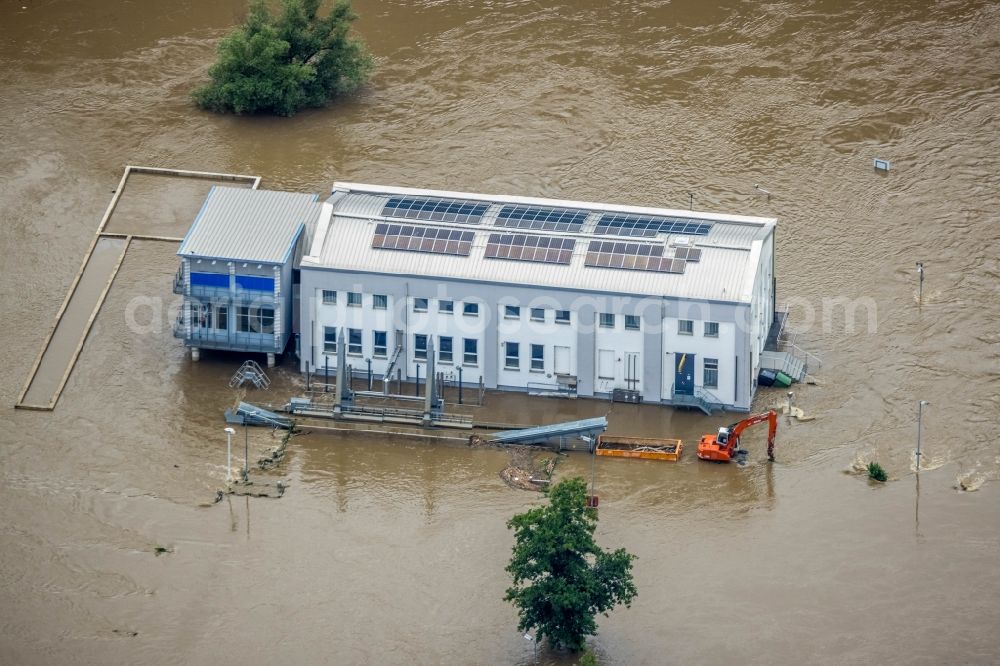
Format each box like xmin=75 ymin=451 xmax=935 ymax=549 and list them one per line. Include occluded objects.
xmin=504 ymin=477 xmax=637 ymax=652
xmin=193 ymin=0 xmax=374 ymax=116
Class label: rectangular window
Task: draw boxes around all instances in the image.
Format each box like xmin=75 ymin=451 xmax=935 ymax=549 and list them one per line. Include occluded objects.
xmin=215 ymin=305 xmax=228 ymax=330
xmin=625 ymin=315 xmax=640 ymax=331
xmin=323 ymin=326 xmax=337 ymax=353
xmin=438 ymin=300 xmax=454 ymax=314
xmin=237 ymin=307 xmax=273 ymax=333
xmin=237 ymin=306 xmax=250 ymax=332
xmin=414 ymin=298 xmax=428 ymax=312
xmin=530 ymin=308 xmax=545 ymax=322
xmin=463 ymin=302 xmax=479 ymax=316
xmin=373 ymin=294 xmax=388 ymax=310
xmin=704 ymin=321 xmax=719 ymax=337
xmin=530 ymin=344 xmax=544 ymax=371
xmin=555 ymin=310 xmax=571 ymax=324
xmin=196 ymin=303 xmax=212 ymax=329
xmin=463 ymin=338 xmax=478 ymax=365
xmin=678 ymin=319 xmax=694 ymax=335
xmin=599 ymin=313 xmax=615 ymax=328
xmin=373 ymin=330 xmax=387 ymax=357
xmin=439 ymin=336 xmax=453 ymax=363
xmin=504 ymin=342 xmax=520 ymax=369
xmin=504 ymin=305 xmax=520 ymax=318
xmin=414 ymin=334 xmax=428 ymax=360
xmin=704 ymin=358 xmax=719 ymax=389
xmin=348 ymin=328 xmax=362 ymax=354
xmin=321 ymin=289 xmax=337 ymax=304
xmin=347 ymin=292 xmax=362 ymax=307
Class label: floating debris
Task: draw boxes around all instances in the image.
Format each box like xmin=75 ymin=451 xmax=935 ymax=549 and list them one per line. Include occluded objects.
xmin=153 ymin=546 xmax=172 ymax=556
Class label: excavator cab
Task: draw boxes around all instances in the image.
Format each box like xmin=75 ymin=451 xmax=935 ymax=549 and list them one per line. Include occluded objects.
xmin=716 ymin=427 xmax=731 ymax=445
xmin=697 ymin=411 xmax=777 ymax=463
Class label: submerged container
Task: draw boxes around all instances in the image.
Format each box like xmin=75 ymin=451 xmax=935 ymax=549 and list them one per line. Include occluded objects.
xmin=596 ymin=435 xmax=683 ymax=461
xmin=758 ymin=369 xmax=777 ymax=387
xmin=774 ymin=371 xmax=793 ymax=388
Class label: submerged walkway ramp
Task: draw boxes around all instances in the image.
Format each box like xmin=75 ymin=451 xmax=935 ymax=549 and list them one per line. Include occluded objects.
xmin=490 ymin=416 xmax=608 ymax=451
xmin=15 ymin=166 xmax=260 ymax=410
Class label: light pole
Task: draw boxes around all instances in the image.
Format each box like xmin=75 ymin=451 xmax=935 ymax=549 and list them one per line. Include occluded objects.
xmin=524 ymin=633 xmax=537 ymax=665
xmin=244 ymin=411 xmax=257 ymax=482
xmin=916 ymin=400 xmax=929 ymax=472
xmin=224 ymin=427 xmax=235 ymax=482
xmin=916 ymin=262 xmax=924 ymax=304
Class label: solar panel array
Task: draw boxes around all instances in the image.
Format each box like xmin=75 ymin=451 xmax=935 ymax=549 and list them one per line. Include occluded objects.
xmin=372 ymin=223 xmax=475 ymax=256
xmin=382 ymin=196 xmax=490 ymax=225
xmin=672 ymin=246 xmax=702 ymax=262
xmin=585 ymin=240 xmax=685 ymax=273
xmin=485 ymin=234 xmax=575 ymax=265
xmin=495 ymin=205 xmax=588 ymax=232
xmin=595 ymin=213 xmax=712 ymax=237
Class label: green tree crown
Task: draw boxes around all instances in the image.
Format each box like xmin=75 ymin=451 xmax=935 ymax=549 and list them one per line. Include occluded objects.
xmin=505 ymin=477 xmax=637 ymax=652
xmin=193 ymin=0 xmax=374 ymax=116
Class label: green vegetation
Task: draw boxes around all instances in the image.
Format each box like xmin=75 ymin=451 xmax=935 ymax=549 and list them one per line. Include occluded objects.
xmin=577 ymin=648 xmax=599 ymax=665
xmin=193 ymin=0 xmax=374 ymax=116
xmin=504 ymin=477 xmax=637 ymax=652
xmin=867 ymin=462 xmax=888 ymax=482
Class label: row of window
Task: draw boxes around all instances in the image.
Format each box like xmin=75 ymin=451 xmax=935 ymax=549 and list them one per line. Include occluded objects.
xmin=503 ymin=342 xmax=545 ymax=371
xmin=598 ymin=313 xmax=641 ymax=330
xmin=322 ymin=290 xmax=384 ymax=309
xmin=196 ymin=304 xmax=274 ymax=334
xmin=679 ymin=320 xmax=719 ymax=337
xmin=324 ymin=327 xmax=388 ymax=357
xmin=503 ymin=305 xmax=572 ymax=324
xmin=413 ymin=334 xmax=478 ymax=365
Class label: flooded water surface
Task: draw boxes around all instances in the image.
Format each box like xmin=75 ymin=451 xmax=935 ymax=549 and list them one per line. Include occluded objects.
xmin=1 ymin=1 xmax=998 ymax=664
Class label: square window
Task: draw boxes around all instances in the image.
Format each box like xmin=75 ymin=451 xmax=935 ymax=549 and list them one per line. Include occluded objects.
xmin=347 ymin=292 xmax=362 ymax=307
xmin=555 ymin=310 xmax=571 ymax=324
xmin=625 ymin=315 xmax=640 ymax=331
xmin=373 ymin=330 xmax=387 ymax=357
xmin=530 ymin=308 xmax=545 ymax=322
xmin=322 ymin=290 xmax=336 ymax=305
xmin=599 ymin=313 xmax=615 ymax=328
xmin=704 ymin=358 xmax=719 ymax=389
xmin=373 ymin=294 xmax=388 ymax=310
xmin=439 ymin=336 xmax=453 ymax=363
xmin=348 ymin=328 xmax=362 ymax=354
xmin=414 ymin=334 xmax=428 ymax=360
xmin=704 ymin=321 xmax=719 ymax=337
xmin=463 ymin=338 xmax=478 ymax=365
xmin=323 ymin=326 xmax=337 ymax=353
xmin=463 ymin=302 xmax=479 ymax=316
xmin=504 ymin=342 xmax=519 ymax=369
xmin=414 ymin=298 xmax=428 ymax=312
xmin=505 ymin=305 xmax=520 ymax=318
xmin=530 ymin=344 xmax=544 ymax=371
xmin=439 ymin=300 xmax=454 ymax=314
xmin=678 ymin=319 xmax=694 ymax=335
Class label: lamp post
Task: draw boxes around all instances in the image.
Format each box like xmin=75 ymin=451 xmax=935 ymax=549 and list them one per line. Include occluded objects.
xmin=224 ymin=427 xmax=235 ymax=482
xmin=916 ymin=262 xmax=924 ymax=304
xmin=916 ymin=400 xmax=929 ymax=472
xmin=244 ymin=411 xmax=256 ymax=481
xmin=524 ymin=633 xmax=537 ymax=665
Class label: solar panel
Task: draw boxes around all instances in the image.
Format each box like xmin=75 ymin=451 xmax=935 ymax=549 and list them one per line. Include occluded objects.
xmin=672 ymin=246 xmax=702 ymax=262
xmin=585 ymin=240 xmax=684 ymax=273
xmin=372 ymin=223 xmax=475 ymax=256
xmin=595 ymin=213 xmax=712 ymax=237
xmin=484 ymin=233 xmax=575 ymax=265
xmin=495 ymin=205 xmax=588 ymax=232
xmin=382 ymin=196 xmax=490 ymax=225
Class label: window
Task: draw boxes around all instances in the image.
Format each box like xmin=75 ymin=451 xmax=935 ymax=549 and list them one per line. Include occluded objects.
xmin=323 ymin=327 xmax=337 ymax=353
xmin=704 ymin=358 xmax=719 ymax=389
xmin=348 ymin=328 xmax=362 ymax=355
xmin=196 ymin=303 xmax=212 ymax=329
xmin=347 ymin=292 xmax=362 ymax=307
xmin=414 ymin=298 xmax=428 ymax=312
xmin=530 ymin=344 xmax=544 ymax=371
xmin=373 ymin=330 xmax=387 ymax=357
xmin=599 ymin=313 xmax=615 ymax=328
xmin=373 ymin=294 xmax=388 ymax=310
xmin=463 ymin=302 xmax=479 ymax=316
xmin=215 ymin=305 xmax=228 ymax=330
xmin=678 ymin=319 xmax=694 ymax=335
xmin=439 ymin=336 xmax=453 ymax=363
xmin=236 ymin=306 xmax=273 ymax=334
xmin=414 ymin=334 xmax=428 ymax=360
xmin=463 ymin=338 xmax=478 ymax=365
xmin=322 ymin=290 xmax=336 ymax=304
xmin=439 ymin=299 xmax=454 ymax=314
xmin=625 ymin=315 xmax=640 ymax=331
xmin=504 ymin=342 xmax=520 ymax=369
xmin=704 ymin=321 xmax=719 ymax=337
xmin=555 ymin=310 xmax=571 ymax=324
xmin=530 ymin=308 xmax=545 ymax=322
xmin=505 ymin=305 xmax=520 ymax=318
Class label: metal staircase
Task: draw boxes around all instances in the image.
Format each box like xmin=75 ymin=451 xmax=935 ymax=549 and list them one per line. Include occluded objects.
xmin=669 ymin=387 xmax=727 ymax=415
xmin=381 ymin=345 xmax=403 ymax=392
xmin=229 ymin=360 xmax=271 ymax=390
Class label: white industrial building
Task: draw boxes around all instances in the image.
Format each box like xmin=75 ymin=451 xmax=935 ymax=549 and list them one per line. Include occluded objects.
xmin=296 ymin=183 xmax=779 ymax=413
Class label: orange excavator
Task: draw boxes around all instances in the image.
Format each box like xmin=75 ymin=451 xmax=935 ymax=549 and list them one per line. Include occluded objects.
xmin=697 ymin=410 xmax=777 ymax=462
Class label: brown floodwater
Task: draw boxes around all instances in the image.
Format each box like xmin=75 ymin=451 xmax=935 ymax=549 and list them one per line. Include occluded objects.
xmin=1 ymin=1 xmax=998 ymax=664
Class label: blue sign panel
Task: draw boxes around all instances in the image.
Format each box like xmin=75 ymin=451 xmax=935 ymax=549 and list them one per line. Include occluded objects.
xmin=235 ymin=275 xmax=275 ymax=292
xmin=190 ymin=272 xmax=230 ymax=288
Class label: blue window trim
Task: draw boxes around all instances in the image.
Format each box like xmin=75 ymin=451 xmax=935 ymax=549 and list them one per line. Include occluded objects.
xmin=190 ymin=271 xmax=230 ymax=288
xmin=235 ymin=275 xmax=275 ymax=292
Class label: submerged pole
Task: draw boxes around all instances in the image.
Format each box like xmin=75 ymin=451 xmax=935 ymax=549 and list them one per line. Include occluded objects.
xmin=916 ymin=262 xmax=924 ymax=305
xmin=916 ymin=400 xmax=929 ymax=472
xmin=225 ymin=427 xmax=235 ymax=482
xmin=458 ymin=366 xmax=463 ymax=404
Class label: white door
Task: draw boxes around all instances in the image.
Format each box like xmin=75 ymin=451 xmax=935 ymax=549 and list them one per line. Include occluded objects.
xmin=597 ymin=349 xmax=615 ymax=380
xmin=554 ymin=346 xmax=571 ymax=375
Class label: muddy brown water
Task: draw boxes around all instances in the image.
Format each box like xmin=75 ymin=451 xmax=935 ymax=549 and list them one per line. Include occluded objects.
xmin=1 ymin=1 xmax=998 ymax=664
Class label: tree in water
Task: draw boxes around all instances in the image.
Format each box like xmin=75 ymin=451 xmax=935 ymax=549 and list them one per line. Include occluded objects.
xmin=505 ymin=477 xmax=637 ymax=652
xmin=193 ymin=0 xmax=374 ymax=116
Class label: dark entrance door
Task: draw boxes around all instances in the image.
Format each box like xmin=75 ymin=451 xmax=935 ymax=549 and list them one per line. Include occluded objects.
xmin=675 ymin=353 xmax=694 ymax=395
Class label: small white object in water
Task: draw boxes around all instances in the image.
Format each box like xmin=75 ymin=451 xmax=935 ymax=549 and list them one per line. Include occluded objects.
xmin=874 ymin=158 xmax=891 ymax=171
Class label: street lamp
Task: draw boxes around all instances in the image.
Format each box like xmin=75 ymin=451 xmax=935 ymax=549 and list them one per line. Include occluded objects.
xmin=916 ymin=400 xmax=929 ymax=472
xmin=244 ymin=411 xmax=257 ymax=482
xmin=524 ymin=633 xmax=537 ymax=664
xmin=224 ymin=427 xmax=235 ymax=482
xmin=916 ymin=262 xmax=924 ymax=304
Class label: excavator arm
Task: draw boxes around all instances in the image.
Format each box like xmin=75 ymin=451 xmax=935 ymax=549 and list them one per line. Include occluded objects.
xmin=697 ymin=410 xmax=777 ymax=462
